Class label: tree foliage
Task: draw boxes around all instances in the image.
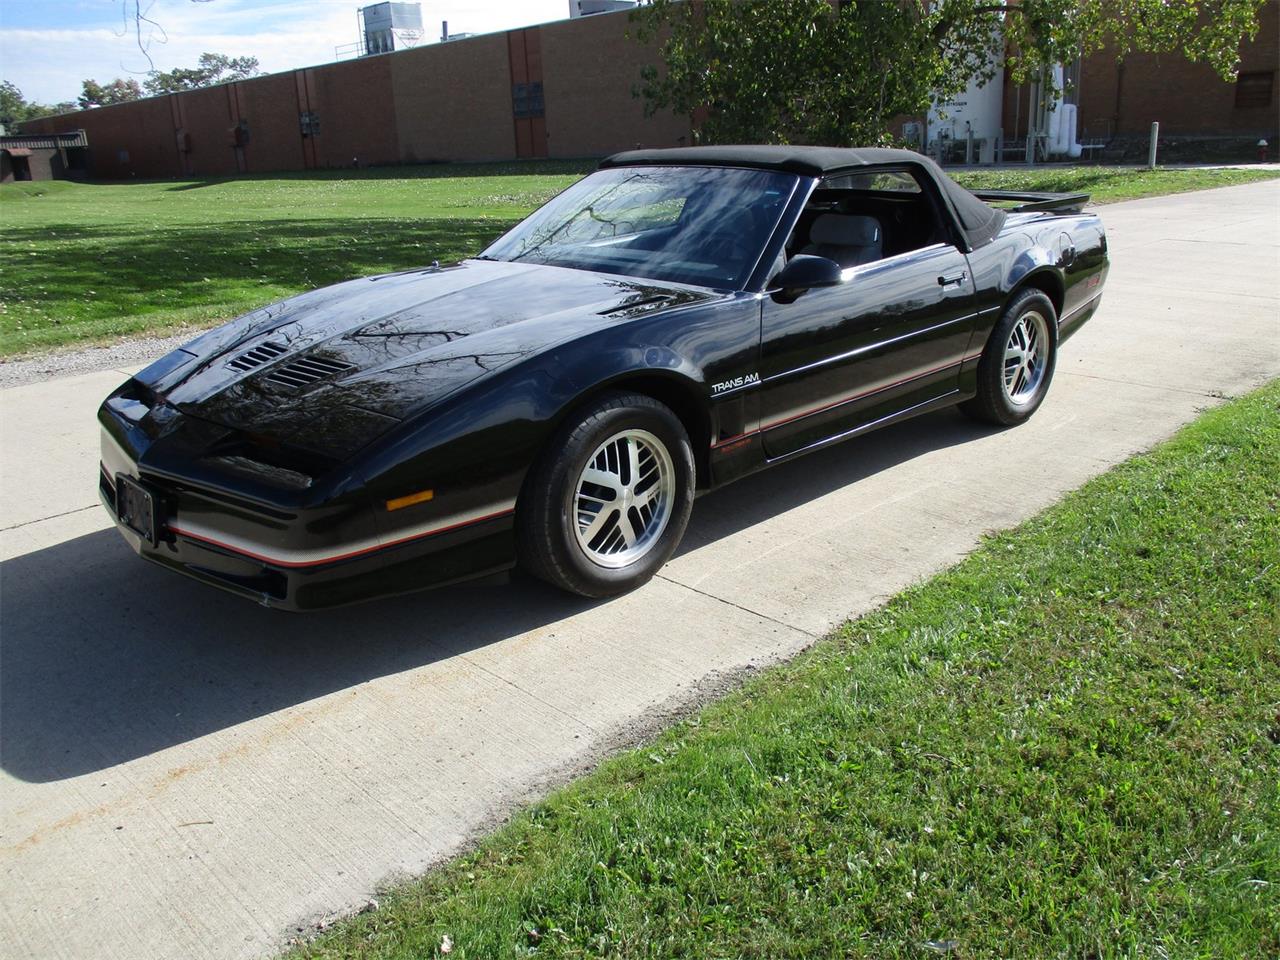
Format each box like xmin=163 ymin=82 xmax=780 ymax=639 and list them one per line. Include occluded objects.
xmin=993 ymin=0 xmax=1265 ymax=82
xmin=0 ymin=82 xmax=76 ymax=129
xmin=633 ymin=0 xmax=991 ymax=145
xmin=143 ymin=53 xmax=262 ymax=96
xmin=0 ymin=81 xmax=32 ymax=128
xmin=78 ymin=78 xmax=144 ymax=109
xmin=632 ymin=0 xmax=1267 ymax=146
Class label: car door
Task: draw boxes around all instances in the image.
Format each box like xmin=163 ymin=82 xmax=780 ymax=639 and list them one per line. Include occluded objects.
xmin=757 ymin=177 xmax=978 ymax=459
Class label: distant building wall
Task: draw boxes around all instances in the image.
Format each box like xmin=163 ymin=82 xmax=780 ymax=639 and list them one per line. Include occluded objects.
xmin=1 ymin=132 xmax=89 ymax=181
xmin=507 ymin=27 xmax=548 ymax=158
xmin=17 ymin=5 xmax=1277 ymax=179
xmin=391 ymin=33 xmax=515 ymax=162
xmin=541 ymin=12 xmax=690 ymax=157
xmin=997 ymin=0 xmax=1278 ymax=148
xmin=175 ymin=84 xmax=240 ymax=177
xmin=0 ymin=148 xmax=57 ymax=182
xmin=237 ymin=71 xmax=309 ymax=173
xmin=43 ymin=95 xmax=182 ymax=179
xmin=1076 ymin=1 xmax=1279 ymax=141
xmin=18 ymin=8 xmax=689 ymax=179
xmin=307 ymin=55 xmax=401 ymax=168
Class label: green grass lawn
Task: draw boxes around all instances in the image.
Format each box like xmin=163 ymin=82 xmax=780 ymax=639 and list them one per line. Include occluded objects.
xmin=1 ymin=162 xmax=1276 ymax=357
xmin=294 ymin=382 xmax=1279 ymax=959
xmin=0 ymin=160 xmax=593 ymax=356
xmin=948 ymin=165 xmax=1280 ymax=204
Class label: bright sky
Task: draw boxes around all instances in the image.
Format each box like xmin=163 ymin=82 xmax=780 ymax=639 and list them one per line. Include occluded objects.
xmin=0 ymin=0 xmax=573 ymax=105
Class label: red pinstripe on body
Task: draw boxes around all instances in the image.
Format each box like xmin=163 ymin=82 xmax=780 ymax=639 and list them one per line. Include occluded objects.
xmin=711 ymin=356 xmax=966 ymax=451
xmin=166 ymin=507 xmax=516 ymax=569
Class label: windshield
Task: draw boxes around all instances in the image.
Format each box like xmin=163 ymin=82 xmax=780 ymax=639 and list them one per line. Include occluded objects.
xmin=480 ymin=165 xmax=795 ymax=289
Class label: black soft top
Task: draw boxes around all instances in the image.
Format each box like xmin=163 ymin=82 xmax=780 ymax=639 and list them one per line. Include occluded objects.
xmin=601 ymin=144 xmax=1006 ymax=250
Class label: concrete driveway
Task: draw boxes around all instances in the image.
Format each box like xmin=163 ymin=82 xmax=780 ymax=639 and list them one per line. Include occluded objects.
xmin=2 ymin=180 xmax=1277 ymax=960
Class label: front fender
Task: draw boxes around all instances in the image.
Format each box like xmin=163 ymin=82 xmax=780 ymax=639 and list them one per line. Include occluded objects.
xmin=555 ymin=344 xmax=705 ymax=408
xmin=354 ymin=293 xmax=758 ymax=532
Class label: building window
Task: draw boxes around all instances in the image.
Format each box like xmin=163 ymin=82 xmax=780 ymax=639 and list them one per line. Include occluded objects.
xmin=300 ymin=112 xmax=321 ymax=137
xmin=1235 ymin=71 xmax=1274 ymax=109
xmin=512 ymin=82 xmax=545 ymax=120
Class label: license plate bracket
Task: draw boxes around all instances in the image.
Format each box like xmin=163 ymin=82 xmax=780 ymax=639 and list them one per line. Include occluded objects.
xmin=116 ymin=474 xmax=158 ymax=545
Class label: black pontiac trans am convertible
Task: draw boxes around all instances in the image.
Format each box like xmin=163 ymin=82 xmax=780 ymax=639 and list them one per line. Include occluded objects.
xmin=99 ymin=146 xmax=1109 ymax=609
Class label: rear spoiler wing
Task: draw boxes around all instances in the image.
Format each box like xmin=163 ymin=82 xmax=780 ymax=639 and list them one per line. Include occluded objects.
xmin=970 ymin=190 xmax=1091 ymax=214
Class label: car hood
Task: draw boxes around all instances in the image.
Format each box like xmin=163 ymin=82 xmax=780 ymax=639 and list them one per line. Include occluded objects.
xmin=143 ymin=259 xmax=720 ymax=458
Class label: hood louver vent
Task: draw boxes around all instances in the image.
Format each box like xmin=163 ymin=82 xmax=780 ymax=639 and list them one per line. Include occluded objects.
xmin=265 ymin=355 xmax=355 ymax=389
xmin=227 ymin=341 xmax=287 ymax=372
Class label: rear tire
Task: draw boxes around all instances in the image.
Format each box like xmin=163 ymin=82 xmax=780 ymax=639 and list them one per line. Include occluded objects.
xmin=517 ymin=392 xmax=694 ymax=598
xmin=960 ymin=287 xmax=1058 ymax=426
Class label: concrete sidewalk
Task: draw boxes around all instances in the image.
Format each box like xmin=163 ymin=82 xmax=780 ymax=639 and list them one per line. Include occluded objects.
xmin=2 ymin=181 xmax=1277 ymax=960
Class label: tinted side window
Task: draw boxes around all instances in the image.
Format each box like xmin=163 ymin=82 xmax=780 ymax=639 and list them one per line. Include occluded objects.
xmin=822 ymin=171 xmax=922 ymax=193
xmin=788 ymin=168 xmax=948 ymax=262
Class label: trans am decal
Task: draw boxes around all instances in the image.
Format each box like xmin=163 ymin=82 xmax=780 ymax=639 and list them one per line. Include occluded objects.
xmin=711 ymin=372 xmax=760 ymax=395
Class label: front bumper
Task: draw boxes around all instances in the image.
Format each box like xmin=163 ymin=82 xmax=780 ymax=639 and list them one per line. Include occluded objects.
xmin=98 ymin=466 xmax=516 ymax=611
xmin=98 ymin=392 xmax=517 ymax=611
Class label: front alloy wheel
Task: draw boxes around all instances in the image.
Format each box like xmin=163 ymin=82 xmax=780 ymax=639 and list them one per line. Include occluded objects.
xmin=518 ymin=392 xmax=694 ymax=597
xmin=573 ymin=429 xmax=675 ymax=568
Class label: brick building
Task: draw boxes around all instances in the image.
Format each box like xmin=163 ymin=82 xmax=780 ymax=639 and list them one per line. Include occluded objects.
xmin=0 ymin=131 xmax=89 ymax=182
xmin=1007 ymin=0 xmax=1280 ymax=161
xmin=20 ymin=10 xmax=689 ymax=180
xmin=19 ymin=4 xmax=1278 ymax=179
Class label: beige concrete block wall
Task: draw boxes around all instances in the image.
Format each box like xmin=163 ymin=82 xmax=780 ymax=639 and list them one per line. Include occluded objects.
xmin=308 ymin=56 xmax=401 ymax=168
xmin=23 ymin=97 xmax=180 ymax=180
xmin=540 ymin=10 xmax=691 ymax=158
xmin=237 ymin=72 xmax=308 ymax=174
xmin=391 ymin=34 xmax=515 ymax=163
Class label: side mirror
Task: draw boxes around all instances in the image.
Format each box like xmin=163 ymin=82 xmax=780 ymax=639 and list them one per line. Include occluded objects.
xmin=768 ymin=255 xmax=844 ymax=303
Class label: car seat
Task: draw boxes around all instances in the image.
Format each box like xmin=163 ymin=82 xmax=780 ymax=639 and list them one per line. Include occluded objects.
xmin=800 ymin=213 xmax=883 ymax=268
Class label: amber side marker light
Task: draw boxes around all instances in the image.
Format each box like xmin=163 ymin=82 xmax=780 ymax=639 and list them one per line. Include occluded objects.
xmin=386 ymin=488 xmax=435 ymax=511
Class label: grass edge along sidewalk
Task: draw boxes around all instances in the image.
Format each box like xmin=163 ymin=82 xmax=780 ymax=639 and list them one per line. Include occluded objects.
xmin=295 ymin=382 xmax=1280 ymax=959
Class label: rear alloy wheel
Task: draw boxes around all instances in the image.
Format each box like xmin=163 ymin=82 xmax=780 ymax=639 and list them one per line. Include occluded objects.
xmin=518 ymin=392 xmax=694 ymax=597
xmin=1001 ymin=308 xmax=1051 ymax=406
xmin=961 ymin=287 xmax=1058 ymax=426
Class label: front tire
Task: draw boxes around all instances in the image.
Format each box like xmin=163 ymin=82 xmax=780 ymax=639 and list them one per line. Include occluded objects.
xmin=517 ymin=392 xmax=695 ymax=598
xmin=960 ymin=287 xmax=1058 ymax=426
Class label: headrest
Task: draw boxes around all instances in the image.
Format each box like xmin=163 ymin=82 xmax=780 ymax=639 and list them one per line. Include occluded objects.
xmin=809 ymin=213 xmax=880 ymax=247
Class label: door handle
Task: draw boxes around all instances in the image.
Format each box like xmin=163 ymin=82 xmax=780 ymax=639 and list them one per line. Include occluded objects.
xmin=938 ymin=271 xmax=968 ymax=288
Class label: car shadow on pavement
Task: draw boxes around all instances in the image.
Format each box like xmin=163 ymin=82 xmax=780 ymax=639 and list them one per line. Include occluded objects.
xmin=0 ymin=408 xmax=995 ymax=784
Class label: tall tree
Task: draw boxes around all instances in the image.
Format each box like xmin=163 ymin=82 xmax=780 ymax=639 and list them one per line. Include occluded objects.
xmin=143 ymin=53 xmax=262 ymax=96
xmin=78 ymin=77 xmax=144 ymax=109
xmin=0 ymin=82 xmax=75 ymax=129
xmin=632 ymin=0 xmax=1267 ymax=146
xmin=0 ymin=81 xmax=32 ymax=128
